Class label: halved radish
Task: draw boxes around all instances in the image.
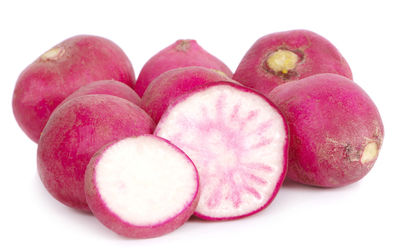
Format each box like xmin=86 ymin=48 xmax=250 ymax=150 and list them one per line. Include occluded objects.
xmin=85 ymin=135 xmax=199 ymax=238
xmin=155 ymin=82 xmax=288 ymax=220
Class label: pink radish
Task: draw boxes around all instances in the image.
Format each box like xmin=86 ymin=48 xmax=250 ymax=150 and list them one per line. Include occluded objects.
xmin=13 ymin=35 xmax=135 ymax=143
xmin=85 ymin=135 xmax=199 ymax=238
xmin=135 ymin=39 xmax=232 ymax=96
xmin=269 ymin=73 xmax=384 ymax=187
xmin=37 ymin=95 xmax=155 ymax=211
xmin=155 ymin=82 xmax=288 ymax=220
xmin=233 ymin=30 xmax=352 ymax=97
xmin=62 ymin=80 xmax=141 ymax=107
xmin=142 ymin=66 xmax=234 ymax=123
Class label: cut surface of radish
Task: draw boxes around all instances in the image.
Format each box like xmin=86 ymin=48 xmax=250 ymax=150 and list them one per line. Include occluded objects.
xmin=155 ymin=82 xmax=288 ymax=220
xmin=85 ymin=135 xmax=199 ymax=238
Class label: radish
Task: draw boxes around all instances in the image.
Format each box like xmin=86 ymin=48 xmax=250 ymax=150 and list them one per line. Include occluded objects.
xmin=268 ymin=73 xmax=384 ymax=187
xmin=135 ymin=39 xmax=232 ymax=96
xmin=62 ymin=80 xmax=141 ymax=107
xmin=142 ymin=66 xmax=234 ymax=123
xmin=37 ymin=95 xmax=155 ymax=210
xmin=155 ymin=82 xmax=288 ymax=220
xmin=233 ymin=30 xmax=352 ymax=97
xmin=13 ymin=35 xmax=135 ymax=143
xmin=85 ymin=135 xmax=199 ymax=238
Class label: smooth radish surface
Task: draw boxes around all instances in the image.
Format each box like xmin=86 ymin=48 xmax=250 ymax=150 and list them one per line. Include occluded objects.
xmin=13 ymin=35 xmax=135 ymax=143
xmin=269 ymin=73 xmax=384 ymax=187
xmin=37 ymin=95 xmax=155 ymax=210
xmin=85 ymin=135 xmax=199 ymax=238
xmin=233 ymin=29 xmax=352 ymax=97
xmin=155 ymin=82 xmax=288 ymax=220
xmin=135 ymin=39 xmax=232 ymax=96
xmin=142 ymin=66 xmax=234 ymax=123
xmin=62 ymin=80 xmax=141 ymax=107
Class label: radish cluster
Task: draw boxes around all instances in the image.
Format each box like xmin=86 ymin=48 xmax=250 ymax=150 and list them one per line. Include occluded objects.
xmin=12 ymin=30 xmax=383 ymax=238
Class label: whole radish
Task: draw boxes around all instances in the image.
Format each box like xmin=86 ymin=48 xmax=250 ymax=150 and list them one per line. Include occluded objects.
xmin=37 ymin=95 xmax=155 ymax=210
xmin=13 ymin=35 xmax=135 ymax=143
xmin=62 ymin=80 xmax=141 ymax=107
xmin=142 ymin=66 xmax=235 ymax=123
xmin=269 ymin=73 xmax=383 ymax=187
xmin=234 ymin=30 xmax=352 ymax=97
xmin=135 ymin=39 xmax=232 ymax=96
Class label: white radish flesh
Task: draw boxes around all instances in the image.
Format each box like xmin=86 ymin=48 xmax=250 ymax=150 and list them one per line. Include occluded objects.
xmin=85 ymin=135 xmax=199 ymax=238
xmin=155 ymin=83 xmax=288 ymax=220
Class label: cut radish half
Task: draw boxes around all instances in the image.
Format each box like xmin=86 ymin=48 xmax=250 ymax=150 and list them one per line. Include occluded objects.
xmin=155 ymin=82 xmax=288 ymax=220
xmin=85 ymin=135 xmax=199 ymax=238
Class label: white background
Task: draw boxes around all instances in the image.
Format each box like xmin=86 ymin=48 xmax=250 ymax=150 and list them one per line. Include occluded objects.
xmin=1 ymin=0 xmax=399 ymax=251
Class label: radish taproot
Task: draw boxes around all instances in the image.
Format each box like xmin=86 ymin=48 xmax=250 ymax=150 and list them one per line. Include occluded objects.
xmin=142 ymin=66 xmax=235 ymax=123
xmin=233 ymin=30 xmax=352 ymax=97
xmin=37 ymin=95 xmax=155 ymax=210
xmin=268 ymin=73 xmax=384 ymax=187
xmin=135 ymin=39 xmax=232 ymax=96
xmin=13 ymin=35 xmax=135 ymax=143
xmin=85 ymin=135 xmax=199 ymax=238
xmin=155 ymin=82 xmax=288 ymax=220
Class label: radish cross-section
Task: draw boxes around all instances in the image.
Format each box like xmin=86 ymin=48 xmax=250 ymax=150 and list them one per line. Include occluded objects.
xmin=155 ymin=82 xmax=288 ymax=220
xmin=85 ymin=135 xmax=199 ymax=238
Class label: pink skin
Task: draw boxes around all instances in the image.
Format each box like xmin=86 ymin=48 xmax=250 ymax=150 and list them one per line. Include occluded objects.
xmin=13 ymin=35 xmax=135 ymax=143
xmin=85 ymin=135 xmax=200 ymax=238
xmin=269 ymin=73 xmax=384 ymax=187
xmin=37 ymin=95 xmax=155 ymax=211
xmin=233 ymin=30 xmax=353 ymax=97
xmin=155 ymin=82 xmax=288 ymax=220
xmin=135 ymin=39 xmax=233 ymax=96
xmin=142 ymin=66 xmax=235 ymax=123
xmin=62 ymin=80 xmax=141 ymax=107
